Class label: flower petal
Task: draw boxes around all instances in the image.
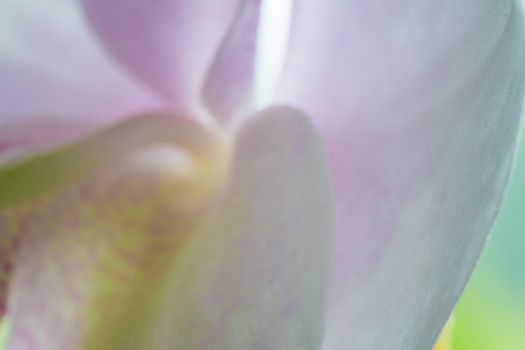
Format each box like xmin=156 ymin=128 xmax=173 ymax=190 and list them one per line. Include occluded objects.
xmin=202 ymin=0 xmax=261 ymax=121
xmin=2 ymin=107 xmax=333 ymax=349
xmin=0 ymin=0 xmax=162 ymax=162
xmin=275 ymin=1 xmax=525 ymax=348
xmin=0 ymin=111 xmax=225 ymax=322
xmin=276 ymin=1 xmax=513 ymax=127
xmin=81 ymin=0 xmax=241 ymax=113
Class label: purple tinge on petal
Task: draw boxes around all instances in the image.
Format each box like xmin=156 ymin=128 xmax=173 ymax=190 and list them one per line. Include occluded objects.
xmin=275 ymin=1 xmax=525 ymax=349
xmin=0 ymin=120 xmax=94 ymax=166
xmin=276 ymin=0 xmax=513 ymax=129
xmin=1 ymin=107 xmax=333 ymax=349
xmin=81 ymin=0 xmax=241 ymax=113
xmin=0 ymin=0 xmax=163 ymax=162
xmin=202 ymin=0 xmax=261 ymax=121
xmin=0 ymin=216 xmax=19 ymax=317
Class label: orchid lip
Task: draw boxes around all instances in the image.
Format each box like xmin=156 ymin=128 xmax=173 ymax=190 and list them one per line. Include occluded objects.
xmin=0 ymin=112 xmax=229 ymax=211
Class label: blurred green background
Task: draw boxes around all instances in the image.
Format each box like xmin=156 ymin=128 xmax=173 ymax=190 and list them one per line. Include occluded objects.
xmin=0 ymin=137 xmax=523 ymax=350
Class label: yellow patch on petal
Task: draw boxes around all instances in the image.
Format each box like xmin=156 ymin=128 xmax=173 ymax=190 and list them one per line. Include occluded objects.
xmin=1 ymin=142 xmax=229 ymax=349
xmin=0 ymin=107 xmax=332 ymax=349
xmin=0 ymin=319 xmax=8 ymax=349
xmin=0 ymin=113 xmax=230 ymax=348
xmin=433 ymin=316 xmax=454 ymax=350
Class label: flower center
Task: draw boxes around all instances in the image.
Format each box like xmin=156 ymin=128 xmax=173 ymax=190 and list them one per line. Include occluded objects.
xmin=0 ymin=112 xmax=231 ymax=345
xmin=0 ymin=112 xmax=230 ymax=212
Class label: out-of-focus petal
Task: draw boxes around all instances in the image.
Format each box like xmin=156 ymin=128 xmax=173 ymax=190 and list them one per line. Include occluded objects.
xmin=81 ymin=0 xmax=241 ymax=114
xmin=276 ymin=1 xmax=513 ymax=128
xmin=0 ymin=112 xmax=225 ymax=322
xmin=0 ymin=0 xmax=162 ymax=162
xmin=275 ymin=1 xmax=525 ymax=349
xmin=202 ymin=0 xmax=261 ymax=121
xmin=2 ymin=107 xmax=333 ymax=349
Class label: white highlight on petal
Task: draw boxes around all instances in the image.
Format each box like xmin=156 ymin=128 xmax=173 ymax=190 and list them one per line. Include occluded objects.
xmin=254 ymin=0 xmax=293 ymax=108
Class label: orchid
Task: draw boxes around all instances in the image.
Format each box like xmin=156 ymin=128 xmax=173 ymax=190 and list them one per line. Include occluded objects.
xmin=0 ymin=0 xmax=524 ymax=349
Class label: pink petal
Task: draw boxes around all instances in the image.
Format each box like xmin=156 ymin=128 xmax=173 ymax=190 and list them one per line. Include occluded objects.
xmin=0 ymin=0 xmax=162 ymax=162
xmin=275 ymin=1 xmax=525 ymax=348
xmin=81 ymin=0 xmax=241 ymax=114
xmin=202 ymin=0 xmax=261 ymax=121
xmin=1 ymin=107 xmax=333 ymax=349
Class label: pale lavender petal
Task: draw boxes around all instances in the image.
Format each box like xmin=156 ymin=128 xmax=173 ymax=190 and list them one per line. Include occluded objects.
xmin=275 ymin=1 xmax=525 ymax=348
xmin=0 ymin=0 xmax=162 ymax=162
xmin=81 ymin=0 xmax=240 ymax=113
xmin=2 ymin=107 xmax=333 ymax=349
xmin=277 ymin=1 xmax=512 ymax=128
xmin=202 ymin=0 xmax=261 ymax=121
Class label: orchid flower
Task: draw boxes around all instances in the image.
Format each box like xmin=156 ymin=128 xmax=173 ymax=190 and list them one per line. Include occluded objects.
xmin=0 ymin=0 xmax=524 ymax=349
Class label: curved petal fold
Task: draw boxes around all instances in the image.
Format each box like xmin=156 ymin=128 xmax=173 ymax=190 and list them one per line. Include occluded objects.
xmin=81 ymin=0 xmax=241 ymax=113
xmin=275 ymin=1 xmax=525 ymax=348
xmin=1 ymin=107 xmax=333 ymax=349
xmin=0 ymin=0 xmax=161 ymax=163
xmin=202 ymin=0 xmax=261 ymax=121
